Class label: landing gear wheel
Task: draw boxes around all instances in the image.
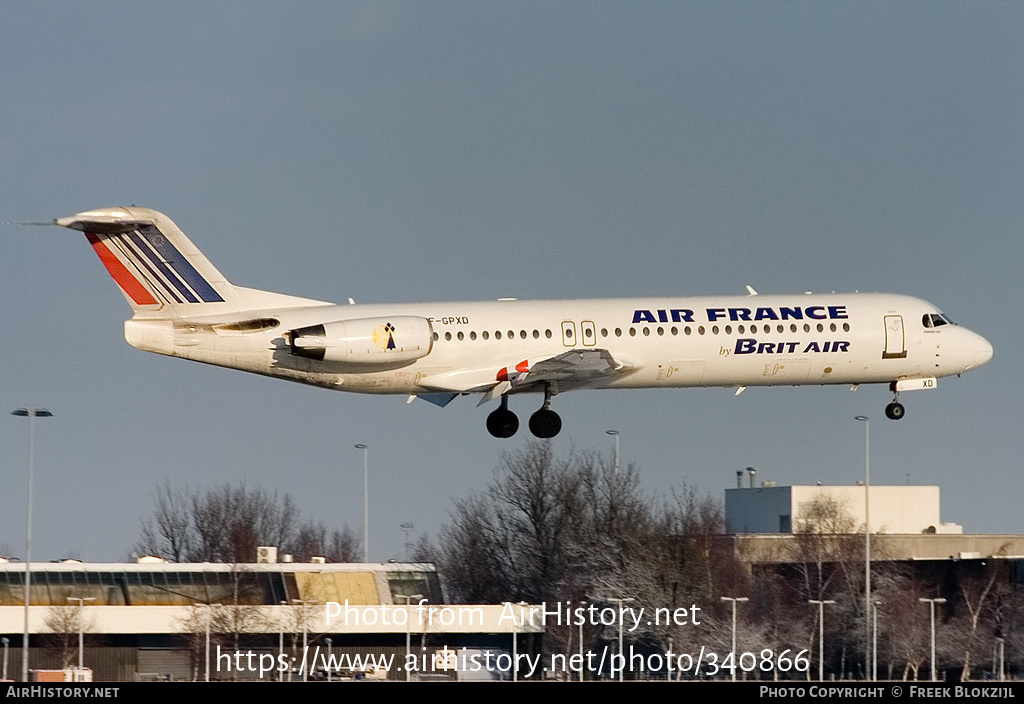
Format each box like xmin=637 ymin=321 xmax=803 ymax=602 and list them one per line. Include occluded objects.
xmin=885 ymin=402 xmax=905 ymax=420
xmin=486 ymin=408 xmax=519 ymax=438
xmin=528 ymin=408 xmax=562 ymax=438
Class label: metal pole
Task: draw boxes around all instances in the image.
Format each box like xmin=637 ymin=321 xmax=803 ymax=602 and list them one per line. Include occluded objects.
xmin=325 ymin=637 xmax=332 ymax=682
xmin=606 ymin=430 xmax=620 ymax=474
xmin=919 ymin=597 xmax=946 ymax=681
xmin=396 ymin=594 xmax=422 ymax=682
xmin=66 ymin=597 xmax=95 ymax=671
xmin=872 ymin=600 xmax=881 ymax=682
xmin=721 ymin=596 xmax=748 ymax=681
xmin=809 ymin=599 xmax=835 ymax=681
xmin=12 ymin=407 xmax=52 ymax=682
xmin=578 ymin=602 xmax=585 ymax=682
xmin=355 ymin=444 xmax=369 ymax=562
xmin=855 ymin=415 xmax=871 ymax=680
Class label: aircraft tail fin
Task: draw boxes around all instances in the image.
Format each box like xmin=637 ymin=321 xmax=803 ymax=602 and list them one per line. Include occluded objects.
xmin=57 ymin=207 xmax=327 ymax=318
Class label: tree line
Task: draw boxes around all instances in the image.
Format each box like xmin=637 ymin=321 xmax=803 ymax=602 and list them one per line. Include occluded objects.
xmin=135 ymin=445 xmax=1024 ymax=680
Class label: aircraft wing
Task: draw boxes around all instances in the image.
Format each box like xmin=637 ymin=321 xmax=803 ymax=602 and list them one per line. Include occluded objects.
xmin=412 ymin=348 xmax=632 ymax=406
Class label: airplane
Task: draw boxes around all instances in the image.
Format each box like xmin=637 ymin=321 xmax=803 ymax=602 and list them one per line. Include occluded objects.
xmin=55 ymin=207 xmax=993 ymax=438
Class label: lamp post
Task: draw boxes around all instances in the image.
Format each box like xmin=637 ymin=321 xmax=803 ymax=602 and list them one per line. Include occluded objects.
xmin=12 ymin=407 xmax=53 ymax=682
xmin=396 ymin=594 xmax=422 ymax=682
xmin=872 ymin=599 xmax=881 ymax=682
xmin=401 ymin=522 xmax=414 ymax=561
xmin=354 ymin=444 xmax=369 ymax=562
xmin=198 ymin=603 xmax=221 ymax=682
xmin=809 ymin=599 xmax=835 ymax=681
xmin=2 ymin=637 xmax=9 ymax=681
xmin=66 ymin=597 xmax=95 ymax=670
xmin=721 ymin=596 xmax=749 ymax=681
xmin=606 ymin=430 xmax=620 ymax=474
xmin=325 ymin=637 xmax=332 ymax=682
xmin=919 ymin=597 xmax=947 ymax=681
xmin=855 ymin=415 xmax=871 ymax=680
xmin=291 ymin=599 xmax=315 ymax=681
xmin=608 ymin=597 xmax=635 ymax=682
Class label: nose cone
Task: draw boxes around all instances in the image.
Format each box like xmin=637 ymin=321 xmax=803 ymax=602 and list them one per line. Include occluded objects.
xmin=974 ymin=333 xmax=994 ymax=368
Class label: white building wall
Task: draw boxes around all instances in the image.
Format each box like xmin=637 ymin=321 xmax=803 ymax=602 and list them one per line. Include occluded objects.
xmin=726 ymin=485 xmax=959 ymax=535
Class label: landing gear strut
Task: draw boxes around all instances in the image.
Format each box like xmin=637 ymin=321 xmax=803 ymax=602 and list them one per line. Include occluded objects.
xmin=486 ymin=395 xmax=519 ymax=438
xmin=528 ymin=384 xmax=562 ymax=438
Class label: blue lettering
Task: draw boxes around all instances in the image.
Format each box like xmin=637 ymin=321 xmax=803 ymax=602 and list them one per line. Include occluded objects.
xmin=657 ymin=309 xmax=668 ymax=323
xmin=728 ymin=308 xmax=752 ymax=321
xmin=670 ymin=309 xmax=694 ymax=323
xmin=735 ymin=339 xmax=756 ymax=354
xmin=834 ymin=341 xmax=850 ymax=352
xmin=828 ymin=306 xmax=848 ymax=319
xmin=806 ymin=306 xmax=827 ymax=320
xmin=757 ymin=342 xmax=775 ymax=354
xmin=707 ymin=308 xmax=726 ymax=322
xmin=633 ymin=310 xmax=657 ymax=323
xmin=779 ymin=307 xmax=802 ymax=320
xmin=754 ymin=307 xmax=779 ymax=320
xmin=803 ymin=342 xmax=821 ymax=353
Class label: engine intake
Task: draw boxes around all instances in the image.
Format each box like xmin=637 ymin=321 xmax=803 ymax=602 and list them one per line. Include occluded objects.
xmin=289 ymin=316 xmax=433 ymax=364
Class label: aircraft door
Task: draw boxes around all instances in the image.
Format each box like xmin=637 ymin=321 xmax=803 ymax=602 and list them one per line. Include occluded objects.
xmin=882 ymin=315 xmax=907 ymax=359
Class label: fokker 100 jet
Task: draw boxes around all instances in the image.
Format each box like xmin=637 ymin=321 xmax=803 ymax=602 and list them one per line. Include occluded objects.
xmin=56 ymin=207 xmax=993 ymax=438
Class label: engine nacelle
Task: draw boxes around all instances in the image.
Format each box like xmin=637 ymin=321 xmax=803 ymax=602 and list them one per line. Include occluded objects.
xmin=289 ymin=316 xmax=433 ymax=364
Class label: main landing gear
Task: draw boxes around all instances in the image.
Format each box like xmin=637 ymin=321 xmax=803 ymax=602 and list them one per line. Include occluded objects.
xmin=486 ymin=385 xmax=562 ymax=438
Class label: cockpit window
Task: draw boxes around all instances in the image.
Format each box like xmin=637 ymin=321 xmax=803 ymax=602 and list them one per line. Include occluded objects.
xmin=922 ymin=313 xmax=953 ymax=328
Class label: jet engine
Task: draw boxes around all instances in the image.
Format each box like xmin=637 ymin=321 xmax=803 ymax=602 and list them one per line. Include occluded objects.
xmin=289 ymin=316 xmax=433 ymax=364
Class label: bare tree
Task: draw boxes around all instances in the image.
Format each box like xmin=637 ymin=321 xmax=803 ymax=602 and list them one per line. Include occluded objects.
xmin=136 ymin=481 xmax=360 ymax=563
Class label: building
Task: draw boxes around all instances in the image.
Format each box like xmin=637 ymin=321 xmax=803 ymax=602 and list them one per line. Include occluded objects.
xmin=0 ymin=560 xmax=542 ymax=682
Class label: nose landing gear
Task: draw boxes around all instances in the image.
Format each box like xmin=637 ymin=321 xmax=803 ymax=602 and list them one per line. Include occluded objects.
xmin=885 ymin=383 xmax=905 ymax=420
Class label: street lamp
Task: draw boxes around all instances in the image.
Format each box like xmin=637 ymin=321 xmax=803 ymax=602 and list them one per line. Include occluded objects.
xmin=12 ymin=407 xmax=53 ymax=682
xmin=66 ymin=597 xmax=95 ymax=671
xmin=919 ymin=597 xmax=947 ymax=681
xmin=197 ymin=602 xmax=221 ymax=682
xmin=395 ymin=594 xmax=422 ymax=682
xmin=609 ymin=596 xmax=634 ymax=682
xmin=808 ymin=599 xmax=835 ymax=681
xmin=721 ymin=596 xmax=749 ymax=681
xmin=605 ymin=430 xmax=620 ymax=474
xmin=855 ymin=415 xmax=871 ymax=680
xmin=291 ymin=599 xmax=316 ymax=681
xmin=1 ymin=637 xmax=9 ymax=681
xmin=401 ymin=522 xmax=414 ymax=561
xmin=872 ymin=599 xmax=881 ymax=682
xmin=354 ymin=444 xmax=369 ymax=562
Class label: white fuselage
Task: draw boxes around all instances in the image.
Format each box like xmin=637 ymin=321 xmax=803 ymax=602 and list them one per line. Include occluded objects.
xmin=126 ymin=291 xmax=992 ymax=397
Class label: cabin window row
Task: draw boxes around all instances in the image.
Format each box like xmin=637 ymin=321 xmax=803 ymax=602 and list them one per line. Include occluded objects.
xmin=432 ymin=321 xmax=851 ymax=342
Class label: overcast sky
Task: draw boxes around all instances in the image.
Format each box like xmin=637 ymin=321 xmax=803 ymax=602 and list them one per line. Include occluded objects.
xmin=1 ymin=3 xmax=1020 ymax=562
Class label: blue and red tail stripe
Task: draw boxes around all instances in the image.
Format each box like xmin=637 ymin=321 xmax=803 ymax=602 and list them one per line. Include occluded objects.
xmin=85 ymin=224 xmax=224 ymax=305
